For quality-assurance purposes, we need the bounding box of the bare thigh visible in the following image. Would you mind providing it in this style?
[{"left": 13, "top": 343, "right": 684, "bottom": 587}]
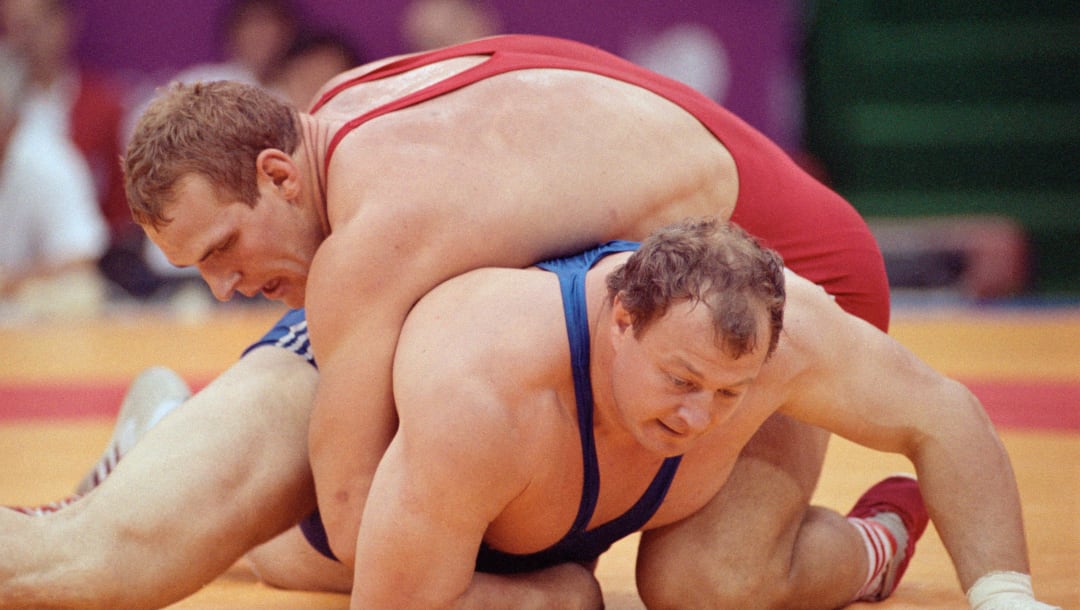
[
  {"left": 636, "top": 413, "right": 830, "bottom": 608},
  {"left": 0, "top": 346, "right": 321, "bottom": 608}
]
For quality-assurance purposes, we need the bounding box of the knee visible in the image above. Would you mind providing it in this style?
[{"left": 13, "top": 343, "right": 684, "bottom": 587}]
[{"left": 637, "top": 535, "right": 795, "bottom": 609}]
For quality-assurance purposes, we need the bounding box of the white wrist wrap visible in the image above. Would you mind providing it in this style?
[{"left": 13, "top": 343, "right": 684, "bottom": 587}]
[{"left": 966, "top": 571, "right": 1061, "bottom": 610}]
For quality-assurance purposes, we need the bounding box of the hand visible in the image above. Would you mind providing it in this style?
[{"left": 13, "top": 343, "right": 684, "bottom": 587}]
[
  {"left": 967, "top": 572, "right": 1061, "bottom": 610},
  {"left": 463, "top": 562, "right": 603, "bottom": 610},
  {"left": 534, "top": 562, "right": 604, "bottom": 610}
]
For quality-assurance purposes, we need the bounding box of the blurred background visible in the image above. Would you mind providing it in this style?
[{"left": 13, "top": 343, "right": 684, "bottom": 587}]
[{"left": 1, "top": 0, "right": 1077, "bottom": 322}]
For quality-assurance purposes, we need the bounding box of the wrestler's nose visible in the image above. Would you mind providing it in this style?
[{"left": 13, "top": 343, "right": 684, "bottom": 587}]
[
  {"left": 204, "top": 270, "right": 241, "bottom": 302},
  {"left": 678, "top": 393, "right": 715, "bottom": 435}
]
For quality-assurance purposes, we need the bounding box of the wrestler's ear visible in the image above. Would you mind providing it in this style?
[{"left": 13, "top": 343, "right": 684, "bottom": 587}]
[
  {"left": 255, "top": 148, "right": 300, "bottom": 198},
  {"left": 611, "top": 293, "right": 634, "bottom": 337}
]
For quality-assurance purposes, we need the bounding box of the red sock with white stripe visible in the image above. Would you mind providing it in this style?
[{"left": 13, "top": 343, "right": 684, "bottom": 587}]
[{"left": 848, "top": 513, "right": 904, "bottom": 601}]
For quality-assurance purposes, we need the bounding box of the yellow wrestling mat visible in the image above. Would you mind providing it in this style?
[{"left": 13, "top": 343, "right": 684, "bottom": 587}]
[{"left": 1, "top": 305, "right": 1077, "bottom": 608}]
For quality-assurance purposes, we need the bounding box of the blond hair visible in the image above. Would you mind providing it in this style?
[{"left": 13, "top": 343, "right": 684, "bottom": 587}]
[{"left": 124, "top": 80, "right": 299, "bottom": 228}]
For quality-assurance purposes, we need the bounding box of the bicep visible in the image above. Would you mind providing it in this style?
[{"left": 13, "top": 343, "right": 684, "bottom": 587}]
[
  {"left": 304, "top": 220, "right": 442, "bottom": 427},
  {"left": 777, "top": 277, "right": 977, "bottom": 455}
]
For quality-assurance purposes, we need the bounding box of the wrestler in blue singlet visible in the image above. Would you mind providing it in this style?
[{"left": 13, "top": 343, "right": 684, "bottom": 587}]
[
  {"left": 261, "top": 243, "right": 683, "bottom": 573},
  {"left": 475, "top": 240, "right": 683, "bottom": 574}
]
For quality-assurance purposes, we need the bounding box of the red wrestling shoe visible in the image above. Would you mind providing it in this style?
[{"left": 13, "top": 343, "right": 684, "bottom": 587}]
[{"left": 847, "top": 474, "right": 929, "bottom": 600}]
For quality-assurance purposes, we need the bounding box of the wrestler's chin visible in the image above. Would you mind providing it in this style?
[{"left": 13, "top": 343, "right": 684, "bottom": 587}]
[
  {"left": 280, "top": 290, "right": 305, "bottom": 309},
  {"left": 640, "top": 423, "right": 694, "bottom": 458},
  {"left": 265, "top": 281, "right": 305, "bottom": 309}
]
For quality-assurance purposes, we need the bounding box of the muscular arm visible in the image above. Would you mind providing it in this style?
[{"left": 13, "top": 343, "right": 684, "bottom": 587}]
[
  {"left": 304, "top": 249, "right": 404, "bottom": 567},
  {"left": 351, "top": 417, "right": 595, "bottom": 609},
  {"left": 775, "top": 273, "right": 1029, "bottom": 591},
  {"left": 334, "top": 270, "right": 600, "bottom": 608},
  {"left": 303, "top": 137, "right": 606, "bottom": 563},
  {"left": 349, "top": 314, "right": 600, "bottom": 610}
]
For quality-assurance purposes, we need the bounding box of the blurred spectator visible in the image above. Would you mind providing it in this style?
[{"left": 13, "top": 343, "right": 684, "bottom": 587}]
[
  {"left": 267, "top": 29, "right": 365, "bottom": 109},
  {"left": 401, "top": 0, "right": 502, "bottom": 52},
  {"left": 0, "top": 45, "right": 108, "bottom": 319},
  {"left": 0, "top": 0, "right": 151, "bottom": 298},
  {"left": 623, "top": 23, "right": 730, "bottom": 104},
  {"left": 172, "top": 0, "right": 301, "bottom": 87}
]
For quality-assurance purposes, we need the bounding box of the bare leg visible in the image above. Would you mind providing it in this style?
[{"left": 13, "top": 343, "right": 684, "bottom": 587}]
[
  {"left": 636, "top": 414, "right": 868, "bottom": 609},
  {"left": 0, "top": 347, "right": 320, "bottom": 609}
]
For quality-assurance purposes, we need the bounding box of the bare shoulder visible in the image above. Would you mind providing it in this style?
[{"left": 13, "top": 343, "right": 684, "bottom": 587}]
[
  {"left": 772, "top": 271, "right": 843, "bottom": 353},
  {"left": 766, "top": 268, "right": 940, "bottom": 429},
  {"left": 398, "top": 266, "right": 566, "bottom": 385},
  {"left": 757, "top": 270, "right": 867, "bottom": 395},
  {"left": 396, "top": 267, "right": 566, "bottom": 404}
]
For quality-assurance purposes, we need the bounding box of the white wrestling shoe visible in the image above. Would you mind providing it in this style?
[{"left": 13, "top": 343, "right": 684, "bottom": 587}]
[{"left": 74, "top": 366, "right": 191, "bottom": 494}]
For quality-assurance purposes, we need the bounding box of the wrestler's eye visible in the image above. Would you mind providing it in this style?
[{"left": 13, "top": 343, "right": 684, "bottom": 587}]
[
  {"left": 213, "top": 235, "right": 236, "bottom": 257},
  {"left": 199, "top": 234, "right": 236, "bottom": 265},
  {"left": 668, "top": 374, "right": 696, "bottom": 391}
]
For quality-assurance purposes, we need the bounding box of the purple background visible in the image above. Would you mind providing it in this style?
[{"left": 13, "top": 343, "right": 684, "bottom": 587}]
[{"left": 70, "top": 0, "right": 803, "bottom": 149}]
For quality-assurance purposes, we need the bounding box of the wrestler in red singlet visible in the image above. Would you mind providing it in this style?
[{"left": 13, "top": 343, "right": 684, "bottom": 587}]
[{"left": 312, "top": 34, "right": 890, "bottom": 331}]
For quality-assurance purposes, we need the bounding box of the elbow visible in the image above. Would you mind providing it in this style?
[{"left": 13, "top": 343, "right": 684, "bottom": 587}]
[
  {"left": 943, "top": 378, "right": 998, "bottom": 435},
  {"left": 317, "top": 502, "right": 358, "bottom": 568},
  {"left": 307, "top": 442, "right": 359, "bottom": 567},
  {"left": 909, "top": 377, "right": 1005, "bottom": 463}
]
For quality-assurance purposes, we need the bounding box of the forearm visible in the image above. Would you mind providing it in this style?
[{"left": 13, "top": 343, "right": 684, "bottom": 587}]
[
  {"left": 913, "top": 408, "right": 1030, "bottom": 591},
  {"left": 348, "top": 564, "right": 603, "bottom": 610},
  {"left": 308, "top": 357, "right": 399, "bottom": 566}
]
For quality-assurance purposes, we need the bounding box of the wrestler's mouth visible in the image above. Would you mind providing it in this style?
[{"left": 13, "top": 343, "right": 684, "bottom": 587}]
[
  {"left": 261, "top": 278, "right": 283, "bottom": 299},
  {"left": 649, "top": 419, "right": 696, "bottom": 456},
  {"left": 658, "top": 418, "right": 689, "bottom": 437}
]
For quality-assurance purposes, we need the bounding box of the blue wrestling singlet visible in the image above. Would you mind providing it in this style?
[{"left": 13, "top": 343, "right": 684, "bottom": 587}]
[
  {"left": 475, "top": 240, "right": 683, "bottom": 574},
  {"left": 258, "top": 243, "right": 684, "bottom": 572},
  {"left": 242, "top": 308, "right": 315, "bottom": 367}
]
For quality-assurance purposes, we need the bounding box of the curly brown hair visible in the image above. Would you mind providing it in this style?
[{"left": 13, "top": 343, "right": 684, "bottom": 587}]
[
  {"left": 606, "top": 217, "right": 786, "bottom": 359},
  {"left": 123, "top": 80, "right": 300, "bottom": 229}
]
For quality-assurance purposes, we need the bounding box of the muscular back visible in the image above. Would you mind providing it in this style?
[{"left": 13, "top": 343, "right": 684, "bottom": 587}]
[{"left": 315, "top": 56, "right": 738, "bottom": 269}]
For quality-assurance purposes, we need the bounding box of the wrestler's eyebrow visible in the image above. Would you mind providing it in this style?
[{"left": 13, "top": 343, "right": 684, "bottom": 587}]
[
  {"left": 197, "top": 233, "right": 233, "bottom": 264},
  {"left": 196, "top": 244, "right": 217, "bottom": 264},
  {"left": 677, "top": 357, "right": 754, "bottom": 387}
]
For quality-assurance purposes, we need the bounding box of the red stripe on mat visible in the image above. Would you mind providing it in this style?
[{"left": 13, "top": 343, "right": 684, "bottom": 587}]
[
  {"left": 0, "top": 383, "right": 127, "bottom": 420},
  {"left": 964, "top": 380, "right": 1080, "bottom": 431},
  {"left": 0, "top": 379, "right": 1076, "bottom": 430},
  {"left": 0, "top": 380, "right": 209, "bottom": 421}
]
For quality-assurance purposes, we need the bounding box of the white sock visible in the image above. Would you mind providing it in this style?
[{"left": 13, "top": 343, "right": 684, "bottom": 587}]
[{"left": 848, "top": 514, "right": 902, "bottom": 600}]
